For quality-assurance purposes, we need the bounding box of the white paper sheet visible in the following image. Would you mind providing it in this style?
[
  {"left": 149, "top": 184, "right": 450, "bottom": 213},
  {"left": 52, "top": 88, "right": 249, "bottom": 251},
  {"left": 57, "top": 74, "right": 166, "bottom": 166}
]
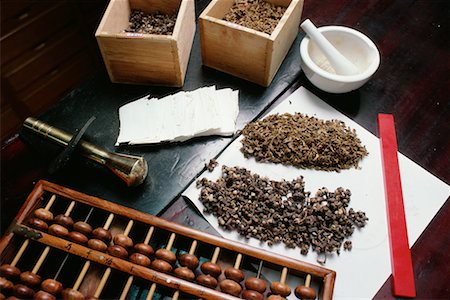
[
  {"left": 116, "top": 86, "right": 240, "bottom": 145},
  {"left": 183, "top": 87, "right": 450, "bottom": 299}
]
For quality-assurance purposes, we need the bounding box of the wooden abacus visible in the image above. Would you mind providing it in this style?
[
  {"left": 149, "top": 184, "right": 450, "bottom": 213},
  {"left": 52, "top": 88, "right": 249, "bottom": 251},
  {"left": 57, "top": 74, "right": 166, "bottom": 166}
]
[{"left": 0, "top": 180, "right": 336, "bottom": 299}]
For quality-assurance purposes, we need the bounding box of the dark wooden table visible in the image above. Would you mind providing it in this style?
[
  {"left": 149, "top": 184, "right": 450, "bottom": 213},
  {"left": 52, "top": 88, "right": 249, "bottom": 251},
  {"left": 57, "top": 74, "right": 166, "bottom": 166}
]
[{"left": 1, "top": 0, "right": 449, "bottom": 298}]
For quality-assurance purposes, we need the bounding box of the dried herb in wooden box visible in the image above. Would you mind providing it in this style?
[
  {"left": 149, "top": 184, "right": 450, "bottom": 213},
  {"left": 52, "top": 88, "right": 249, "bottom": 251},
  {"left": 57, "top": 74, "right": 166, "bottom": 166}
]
[
  {"left": 241, "top": 113, "right": 369, "bottom": 171},
  {"left": 223, "top": 0, "right": 287, "bottom": 35},
  {"left": 125, "top": 10, "right": 177, "bottom": 35},
  {"left": 198, "top": 166, "right": 368, "bottom": 255}
]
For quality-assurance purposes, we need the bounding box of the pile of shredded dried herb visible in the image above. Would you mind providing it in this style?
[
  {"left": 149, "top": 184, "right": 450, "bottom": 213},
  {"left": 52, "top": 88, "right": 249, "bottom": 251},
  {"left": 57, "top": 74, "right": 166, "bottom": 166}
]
[
  {"left": 125, "top": 10, "right": 177, "bottom": 35},
  {"left": 223, "top": 0, "right": 286, "bottom": 35},
  {"left": 198, "top": 166, "right": 368, "bottom": 255},
  {"left": 240, "top": 113, "right": 369, "bottom": 171}
]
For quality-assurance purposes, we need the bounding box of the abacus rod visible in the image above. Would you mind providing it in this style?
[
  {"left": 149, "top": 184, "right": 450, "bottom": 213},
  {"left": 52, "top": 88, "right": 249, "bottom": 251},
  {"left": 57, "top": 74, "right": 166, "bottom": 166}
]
[
  {"left": 53, "top": 207, "right": 95, "bottom": 280},
  {"left": 305, "top": 274, "right": 311, "bottom": 287},
  {"left": 146, "top": 283, "right": 157, "bottom": 300},
  {"left": 143, "top": 226, "right": 154, "bottom": 244},
  {"left": 211, "top": 246, "right": 221, "bottom": 264},
  {"left": 119, "top": 225, "right": 155, "bottom": 300},
  {"left": 9, "top": 195, "right": 56, "bottom": 266},
  {"left": 256, "top": 260, "right": 264, "bottom": 279},
  {"left": 96, "top": 219, "right": 133, "bottom": 298},
  {"left": 234, "top": 253, "right": 243, "bottom": 269},
  {"left": 123, "top": 220, "right": 134, "bottom": 237},
  {"left": 73, "top": 261, "right": 90, "bottom": 290},
  {"left": 64, "top": 201, "right": 76, "bottom": 217},
  {"left": 72, "top": 212, "right": 112, "bottom": 291},
  {"left": 31, "top": 245, "right": 50, "bottom": 274},
  {"left": 119, "top": 275, "right": 134, "bottom": 300},
  {"left": 172, "top": 290, "right": 180, "bottom": 300},
  {"left": 44, "top": 195, "right": 57, "bottom": 210},
  {"left": 189, "top": 240, "right": 197, "bottom": 255},
  {"left": 32, "top": 199, "right": 76, "bottom": 274},
  {"left": 166, "top": 232, "right": 176, "bottom": 250},
  {"left": 94, "top": 267, "right": 111, "bottom": 298},
  {"left": 103, "top": 213, "right": 114, "bottom": 230},
  {"left": 10, "top": 239, "right": 29, "bottom": 267},
  {"left": 280, "top": 267, "right": 288, "bottom": 284}
]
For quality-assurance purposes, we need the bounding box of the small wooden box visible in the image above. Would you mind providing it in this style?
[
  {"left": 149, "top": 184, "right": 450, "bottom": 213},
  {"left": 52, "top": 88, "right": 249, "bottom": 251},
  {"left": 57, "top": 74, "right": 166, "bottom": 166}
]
[
  {"left": 95, "top": 0, "right": 195, "bottom": 87},
  {"left": 199, "top": 0, "right": 303, "bottom": 87}
]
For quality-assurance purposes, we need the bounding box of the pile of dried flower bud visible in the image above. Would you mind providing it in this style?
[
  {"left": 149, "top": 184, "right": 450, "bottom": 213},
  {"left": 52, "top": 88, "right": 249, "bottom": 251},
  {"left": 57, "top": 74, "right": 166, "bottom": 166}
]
[
  {"left": 223, "top": 0, "right": 286, "bottom": 35},
  {"left": 241, "top": 113, "right": 369, "bottom": 172},
  {"left": 198, "top": 166, "right": 368, "bottom": 255},
  {"left": 125, "top": 10, "right": 177, "bottom": 35}
]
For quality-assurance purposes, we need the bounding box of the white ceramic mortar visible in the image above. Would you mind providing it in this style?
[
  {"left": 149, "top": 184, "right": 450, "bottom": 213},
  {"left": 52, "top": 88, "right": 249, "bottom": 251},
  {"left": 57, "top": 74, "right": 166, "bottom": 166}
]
[{"left": 300, "top": 26, "right": 380, "bottom": 93}]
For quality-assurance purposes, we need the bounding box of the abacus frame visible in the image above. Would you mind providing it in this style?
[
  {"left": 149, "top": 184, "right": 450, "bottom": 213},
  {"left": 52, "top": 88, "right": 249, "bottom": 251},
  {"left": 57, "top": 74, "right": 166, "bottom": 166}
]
[{"left": 0, "top": 180, "right": 336, "bottom": 299}]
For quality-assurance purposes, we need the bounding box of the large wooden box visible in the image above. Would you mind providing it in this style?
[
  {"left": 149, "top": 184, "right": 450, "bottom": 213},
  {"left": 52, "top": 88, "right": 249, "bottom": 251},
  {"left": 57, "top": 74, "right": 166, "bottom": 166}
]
[
  {"left": 95, "top": 0, "right": 195, "bottom": 87},
  {"left": 199, "top": 0, "right": 303, "bottom": 87}
]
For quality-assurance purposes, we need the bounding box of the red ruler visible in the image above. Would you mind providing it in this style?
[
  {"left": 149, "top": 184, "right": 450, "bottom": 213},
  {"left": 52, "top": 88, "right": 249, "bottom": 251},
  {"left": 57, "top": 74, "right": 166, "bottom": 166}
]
[{"left": 378, "top": 114, "right": 416, "bottom": 297}]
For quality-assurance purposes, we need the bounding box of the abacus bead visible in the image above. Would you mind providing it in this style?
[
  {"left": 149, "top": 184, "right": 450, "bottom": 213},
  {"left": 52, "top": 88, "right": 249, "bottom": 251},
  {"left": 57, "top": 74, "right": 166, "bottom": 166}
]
[
  {"left": 54, "top": 215, "right": 74, "bottom": 228},
  {"left": 201, "top": 262, "right": 221, "bottom": 278},
  {"left": 107, "top": 245, "right": 128, "bottom": 259},
  {"left": 91, "top": 228, "right": 112, "bottom": 243},
  {"left": 151, "top": 259, "right": 173, "bottom": 273},
  {"left": 48, "top": 224, "right": 69, "bottom": 238},
  {"left": 178, "top": 253, "right": 199, "bottom": 270},
  {"left": 73, "top": 222, "right": 92, "bottom": 235},
  {"left": 129, "top": 253, "right": 151, "bottom": 267},
  {"left": 34, "top": 290, "right": 56, "bottom": 300},
  {"left": 62, "top": 288, "right": 85, "bottom": 300},
  {"left": 68, "top": 231, "right": 88, "bottom": 244},
  {"left": 270, "top": 282, "right": 291, "bottom": 297},
  {"left": 245, "top": 277, "right": 266, "bottom": 293},
  {"left": 113, "top": 234, "right": 133, "bottom": 249},
  {"left": 225, "top": 267, "right": 245, "bottom": 282},
  {"left": 196, "top": 274, "right": 218, "bottom": 289},
  {"left": 267, "top": 295, "right": 286, "bottom": 300},
  {"left": 294, "top": 286, "right": 317, "bottom": 299},
  {"left": 0, "top": 277, "right": 13, "bottom": 291},
  {"left": 0, "top": 264, "right": 21, "bottom": 279},
  {"left": 173, "top": 267, "right": 195, "bottom": 281},
  {"left": 0, "top": 293, "right": 5, "bottom": 300},
  {"left": 242, "top": 290, "right": 264, "bottom": 300},
  {"left": 219, "top": 279, "right": 242, "bottom": 296},
  {"left": 134, "top": 243, "right": 154, "bottom": 256},
  {"left": 28, "top": 218, "right": 49, "bottom": 231},
  {"left": 87, "top": 239, "right": 107, "bottom": 252},
  {"left": 20, "top": 271, "right": 42, "bottom": 287},
  {"left": 41, "top": 279, "right": 63, "bottom": 295},
  {"left": 155, "top": 249, "right": 176, "bottom": 265},
  {"left": 34, "top": 209, "right": 53, "bottom": 222},
  {"left": 13, "top": 284, "right": 35, "bottom": 298}
]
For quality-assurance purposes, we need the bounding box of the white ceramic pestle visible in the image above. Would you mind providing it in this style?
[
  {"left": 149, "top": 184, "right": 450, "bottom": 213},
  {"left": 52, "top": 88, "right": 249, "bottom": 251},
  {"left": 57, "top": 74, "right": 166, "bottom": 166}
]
[{"left": 301, "top": 19, "right": 359, "bottom": 76}]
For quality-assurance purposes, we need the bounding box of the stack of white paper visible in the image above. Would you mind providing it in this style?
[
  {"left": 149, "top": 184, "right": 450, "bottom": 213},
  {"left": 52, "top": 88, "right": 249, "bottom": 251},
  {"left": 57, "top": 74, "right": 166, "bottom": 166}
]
[{"left": 116, "top": 86, "right": 239, "bottom": 145}]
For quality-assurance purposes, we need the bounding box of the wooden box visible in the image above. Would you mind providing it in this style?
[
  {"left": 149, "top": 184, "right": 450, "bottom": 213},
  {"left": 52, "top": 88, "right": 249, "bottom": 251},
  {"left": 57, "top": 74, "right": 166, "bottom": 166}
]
[
  {"left": 199, "top": 0, "right": 303, "bottom": 87},
  {"left": 95, "top": 0, "right": 195, "bottom": 87}
]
